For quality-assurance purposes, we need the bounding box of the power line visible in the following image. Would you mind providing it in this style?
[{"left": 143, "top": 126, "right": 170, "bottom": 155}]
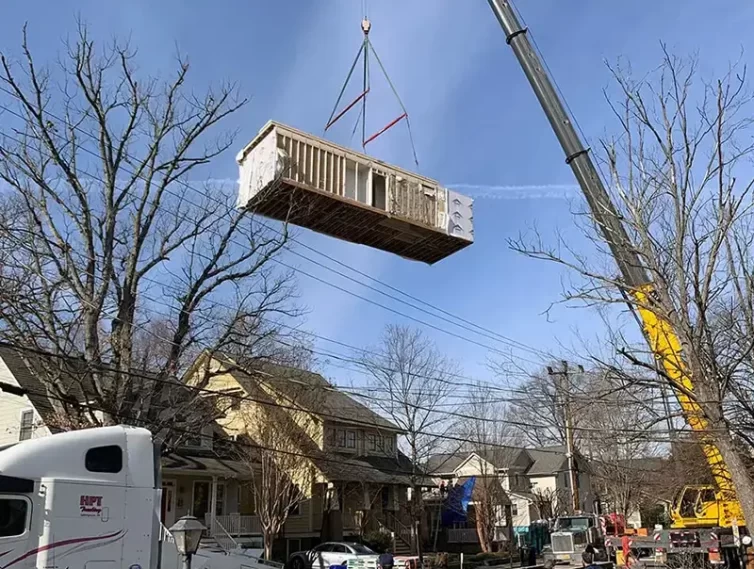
[
  {"left": 0, "top": 84, "right": 550, "bottom": 364},
  {"left": 0, "top": 341, "right": 716, "bottom": 440}
]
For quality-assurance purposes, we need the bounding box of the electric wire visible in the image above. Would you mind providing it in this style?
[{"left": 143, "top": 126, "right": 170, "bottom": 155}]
[{"left": 0, "top": 92, "right": 550, "bottom": 365}]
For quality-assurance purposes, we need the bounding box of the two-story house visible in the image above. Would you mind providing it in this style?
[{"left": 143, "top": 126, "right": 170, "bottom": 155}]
[
  {"left": 0, "top": 342, "right": 256, "bottom": 551},
  {"left": 188, "top": 352, "right": 420, "bottom": 558},
  {"left": 426, "top": 445, "right": 593, "bottom": 544}
]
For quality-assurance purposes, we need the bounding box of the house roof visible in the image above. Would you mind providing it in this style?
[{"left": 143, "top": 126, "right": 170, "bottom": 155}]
[
  {"left": 525, "top": 446, "right": 569, "bottom": 476},
  {"left": 425, "top": 453, "right": 468, "bottom": 475},
  {"left": 315, "top": 451, "right": 427, "bottom": 486},
  {"left": 0, "top": 343, "right": 95, "bottom": 431},
  {"left": 426, "top": 445, "right": 582, "bottom": 479},
  {"left": 222, "top": 357, "right": 401, "bottom": 432},
  {"left": 162, "top": 448, "right": 250, "bottom": 477},
  {"left": 476, "top": 447, "right": 529, "bottom": 469}
]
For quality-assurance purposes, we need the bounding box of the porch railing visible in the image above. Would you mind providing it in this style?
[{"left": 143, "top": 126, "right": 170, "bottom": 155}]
[
  {"left": 447, "top": 528, "right": 479, "bottom": 544},
  {"left": 206, "top": 513, "right": 262, "bottom": 536}
]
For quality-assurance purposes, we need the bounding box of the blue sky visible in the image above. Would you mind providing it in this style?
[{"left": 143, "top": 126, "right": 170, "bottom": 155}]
[{"left": 2, "top": 0, "right": 754, "bottom": 387}]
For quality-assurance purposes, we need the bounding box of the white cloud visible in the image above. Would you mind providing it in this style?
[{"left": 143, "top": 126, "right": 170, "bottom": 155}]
[{"left": 449, "top": 183, "right": 580, "bottom": 200}]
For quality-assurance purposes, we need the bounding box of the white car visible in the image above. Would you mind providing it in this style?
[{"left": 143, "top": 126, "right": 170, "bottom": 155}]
[{"left": 287, "top": 542, "right": 378, "bottom": 569}]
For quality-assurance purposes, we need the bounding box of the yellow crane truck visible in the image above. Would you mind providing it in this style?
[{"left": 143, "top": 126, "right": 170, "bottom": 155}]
[{"left": 484, "top": 0, "right": 748, "bottom": 566}]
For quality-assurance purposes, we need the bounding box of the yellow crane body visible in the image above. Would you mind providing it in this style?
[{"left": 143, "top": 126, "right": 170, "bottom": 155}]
[{"left": 487, "top": 0, "right": 745, "bottom": 529}]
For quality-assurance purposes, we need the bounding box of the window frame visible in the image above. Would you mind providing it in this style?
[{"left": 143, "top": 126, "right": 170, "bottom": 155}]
[
  {"left": 384, "top": 436, "right": 394, "bottom": 452},
  {"left": 0, "top": 495, "right": 31, "bottom": 540},
  {"left": 367, "top": 433, "right": 377, "bottom": 452},
  {"left": 336, "top": 429, "right": 346, "bottom": 448},
  {"left": 346, "top": 430, "right": 356, "bottom": 449},
  {"left": 18, "top": 410, "right": 34, "bottom": 442}
]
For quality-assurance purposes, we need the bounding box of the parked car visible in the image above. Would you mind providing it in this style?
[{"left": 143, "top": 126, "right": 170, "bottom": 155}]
[{"left": 288, "top": 542, "right": 378, "bottom": 569}]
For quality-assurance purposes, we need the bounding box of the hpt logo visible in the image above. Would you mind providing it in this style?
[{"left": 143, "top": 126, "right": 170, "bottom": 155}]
[{"left": 80, "top": 495, "right": 104, "bottom": 516}]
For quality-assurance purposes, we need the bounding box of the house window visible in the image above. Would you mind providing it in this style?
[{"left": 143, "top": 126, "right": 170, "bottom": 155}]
[
  {"left": 346, "top": 430, "right": 356, "bottom": 449},
  {"left": 384, "top": 436, "right": 394, "bottom": 452},
  {"left": 216, "top": 483, "right": 225, "bottom": 516},
  {"left": 184, "top": 434, "right": 201, "bottom": 447},
  {"left": 511, "top": 503, "right": 519, "bottom": 517},
  {"left": 326, "top": 428, "right": 336, "bottom": 447},
  {"left": 368, "top": 433, "right": 377, "bottom": 451},
  {"left": 337, "top": 429, "right": 346, "bottom": 448},
  {"left": 18, "top": 410, "right": 33, "bottom": 441},
  {"left": 288, "top": 500, "right": 301, "bottom": 517}
]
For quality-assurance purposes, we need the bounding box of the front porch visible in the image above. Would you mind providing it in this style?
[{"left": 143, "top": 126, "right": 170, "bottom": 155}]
[{"left": 161, "top": 450, "right": 258, "bottom": 549}]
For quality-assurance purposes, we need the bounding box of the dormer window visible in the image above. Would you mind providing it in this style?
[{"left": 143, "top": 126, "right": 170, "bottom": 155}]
[
  {"left": 384, "top": 436, "right": 394, "bottom": 452},
  {"left": 182, "top": 424, "right": 213, "bottom": 450}
]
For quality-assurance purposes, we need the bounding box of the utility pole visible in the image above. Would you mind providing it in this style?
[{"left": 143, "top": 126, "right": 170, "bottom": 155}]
[{"left": 548, "top": 361, "right": 580, "bottom": 513}]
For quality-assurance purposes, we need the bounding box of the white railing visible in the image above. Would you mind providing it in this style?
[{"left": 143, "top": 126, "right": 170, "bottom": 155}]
[
  {"left": 447, "top": 528, "right": 479, "bottom": 543},
  {"left": 212, "top": 518, "right": 240, "bottom": 552},
  {"left": 206, "top": 513, "right": 262, "bottom": 536}
]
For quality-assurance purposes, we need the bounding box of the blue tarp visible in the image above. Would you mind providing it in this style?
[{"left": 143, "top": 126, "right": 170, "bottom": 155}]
[{"left": 441, "top": 476, "right": 475, "bottom": 526}]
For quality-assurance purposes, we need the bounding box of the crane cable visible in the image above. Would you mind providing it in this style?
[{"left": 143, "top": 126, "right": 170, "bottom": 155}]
[{"left": 324, "top": 8, "right": 420, "bottom": 168}]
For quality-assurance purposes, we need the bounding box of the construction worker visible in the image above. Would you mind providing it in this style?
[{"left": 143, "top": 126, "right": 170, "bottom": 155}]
[
  {"left": 581, "top": 545, "right": 597, "bottom": 568},
  {"left": 621, "top": 534, "right": 633, "bottom": 567},
  {"left": 378, "top": 553, "right": 395, "bottom": 569}
]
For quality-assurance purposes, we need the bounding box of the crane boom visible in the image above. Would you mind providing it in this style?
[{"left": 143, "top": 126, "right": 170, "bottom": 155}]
[{"left": 485, "top": 0, "right": 740, "bottom": 525}]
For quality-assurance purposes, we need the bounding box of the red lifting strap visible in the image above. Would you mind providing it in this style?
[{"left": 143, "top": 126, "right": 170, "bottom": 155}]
[
  {"left": 325, "top": 89, "right": 370, "bottom": 131},
  {"left": 363, "top": 112, "right": 407, "bottom": 146}
]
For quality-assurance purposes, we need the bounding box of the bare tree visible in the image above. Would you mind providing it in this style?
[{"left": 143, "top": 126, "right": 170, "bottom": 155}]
[
  {"left": 238, "top": 424, "right": 312, "bottom": 560},
  {"left": 531, "top": 487, "right": 563, "bottom": 520},
  {"left": 510, "top": 48, "right": 754, "bottom": 524},
  {"left": 360, "top": 324, "right": 458, "bottom": 559},
  {"left": 469, "top": 477, "right": 507, "bottom": 553},
  {"left": 0, "top": 23, "right": 303, "bottom": 447},
  {"left": 459, "top": 384, "right": 518, "bottom": 551},
  {"left": 231, "top": 364, "right": 322, "bottom": 560},
  {"left": 502, "top": 366, "right": 566, "bottom": 448}
]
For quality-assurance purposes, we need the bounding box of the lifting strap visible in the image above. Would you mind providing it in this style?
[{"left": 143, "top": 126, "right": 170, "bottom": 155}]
[{"left": 323, "top": 14, "right": 420, "bottom": 168}]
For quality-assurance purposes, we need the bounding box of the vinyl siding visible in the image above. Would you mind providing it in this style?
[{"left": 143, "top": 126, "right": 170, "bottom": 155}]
[{"left": 0, "top": 358, "right": 50, "bottom": 445}]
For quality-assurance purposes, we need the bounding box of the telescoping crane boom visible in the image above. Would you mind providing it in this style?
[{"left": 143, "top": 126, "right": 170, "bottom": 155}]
[{"left": 485, "top": 0, "right": 742, "bottom": 529}]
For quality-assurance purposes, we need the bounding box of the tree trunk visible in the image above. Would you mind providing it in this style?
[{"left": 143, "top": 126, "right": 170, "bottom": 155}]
[
  {"left": 263, "top": 530, "right": 274, "bottom": 561},
  {"left": 715, "top": 434, "right": 754, "bottom": 526}
]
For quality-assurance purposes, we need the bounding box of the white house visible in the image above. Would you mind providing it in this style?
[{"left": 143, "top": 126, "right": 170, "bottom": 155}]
[{"left": 427, "top": 445, "right": 594, "bottom": 537}]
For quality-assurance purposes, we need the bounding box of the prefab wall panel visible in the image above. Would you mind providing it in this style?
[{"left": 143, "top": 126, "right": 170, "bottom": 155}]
[
  {"left": 236, "top": 121, "right": 473, "bottom": 264},
  {"left": 247, "top": 124, "right": 450, "bottom": 232}
]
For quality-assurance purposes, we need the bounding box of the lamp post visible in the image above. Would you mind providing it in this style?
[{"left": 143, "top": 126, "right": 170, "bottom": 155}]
[{"left": 169, "top": 515, "right": 206, "bottom": 569}]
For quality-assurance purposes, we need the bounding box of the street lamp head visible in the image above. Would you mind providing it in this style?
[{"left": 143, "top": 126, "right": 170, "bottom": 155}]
[{"left": 169, "top": 515, "right": 206, "bottom": 556}]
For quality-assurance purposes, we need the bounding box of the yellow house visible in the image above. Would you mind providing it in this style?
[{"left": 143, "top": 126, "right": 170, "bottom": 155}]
[{"left": 187, "top": 352, "right": 419, "bottom": 558}]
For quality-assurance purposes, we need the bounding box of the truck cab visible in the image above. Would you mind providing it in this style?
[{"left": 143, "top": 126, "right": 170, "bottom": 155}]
[
  {"left": 0, "top": 426, "right": 160, "bottom": 569},
  {"left": 545, "top": 515, "right": 604, "bottom": 566}
]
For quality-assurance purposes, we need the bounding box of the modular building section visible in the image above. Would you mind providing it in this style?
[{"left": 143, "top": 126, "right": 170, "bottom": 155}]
[{"left": 236, "top": 121, "right": 473, "bottom": 264}]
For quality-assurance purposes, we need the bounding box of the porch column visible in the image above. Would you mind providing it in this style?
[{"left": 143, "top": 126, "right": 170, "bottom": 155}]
[{"left": 210, "top": 475, "right": 218, "bottom": 534}]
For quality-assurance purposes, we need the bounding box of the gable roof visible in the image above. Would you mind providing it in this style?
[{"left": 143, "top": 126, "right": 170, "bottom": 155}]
[
  {"left": 425, "top": 453, "right": 468, "bottom": 475},
  {"left": 0, "top": 343, "right": 95, "bottom": 431},
  {"left": 218, "top": 356, "right": 401, "bottom": 432},
  {"left": 315, "top": 450, "right": 427, "bottom": 486},
  {"left": 427, "top": 445, "right": 582, "bottom": 479},
  {"left": 476, "top": 446, "right": 530, "bottom": 469},
  {"left": 526, "top": 446, "right": 576, "bottom": 476}
]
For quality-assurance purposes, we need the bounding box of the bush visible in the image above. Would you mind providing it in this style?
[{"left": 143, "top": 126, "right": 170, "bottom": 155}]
[{"left": 363, "top": 530, "right": 393, "bottom": 554}]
